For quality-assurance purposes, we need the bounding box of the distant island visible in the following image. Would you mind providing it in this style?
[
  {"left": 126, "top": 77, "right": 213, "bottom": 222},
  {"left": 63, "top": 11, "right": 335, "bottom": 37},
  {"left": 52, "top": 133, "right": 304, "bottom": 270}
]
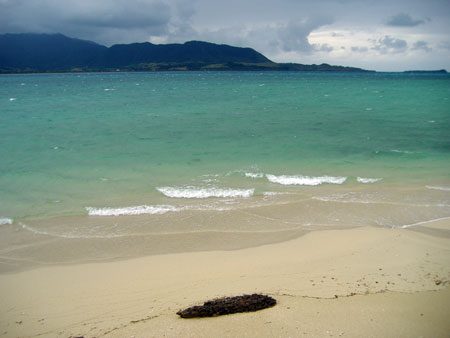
[
  {"left": 0, "top": 33, "right": 374, "bottom": 73},
  {"left": 403, "top": 70, "right": 448, "bottom": 74}
]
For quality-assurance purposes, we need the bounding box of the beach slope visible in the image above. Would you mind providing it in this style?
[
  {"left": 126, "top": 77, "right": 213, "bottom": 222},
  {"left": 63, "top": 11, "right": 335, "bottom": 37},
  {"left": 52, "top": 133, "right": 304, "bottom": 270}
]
[{"left": 0, "top": 221, "right": 449, "bottom": 337}]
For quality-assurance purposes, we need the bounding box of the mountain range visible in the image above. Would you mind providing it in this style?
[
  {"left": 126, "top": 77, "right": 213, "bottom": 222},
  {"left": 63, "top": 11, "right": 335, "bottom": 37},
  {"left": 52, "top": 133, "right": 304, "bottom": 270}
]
[{"left": 0, "top": 33, "right": 372, "bottom": 73}]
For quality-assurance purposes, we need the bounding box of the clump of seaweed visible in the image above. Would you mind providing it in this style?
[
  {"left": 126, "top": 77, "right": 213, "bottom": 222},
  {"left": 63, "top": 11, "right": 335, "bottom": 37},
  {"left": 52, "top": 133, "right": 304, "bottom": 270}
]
[{"left": 177, "top": 294, "right": 276, "bottom": 318}]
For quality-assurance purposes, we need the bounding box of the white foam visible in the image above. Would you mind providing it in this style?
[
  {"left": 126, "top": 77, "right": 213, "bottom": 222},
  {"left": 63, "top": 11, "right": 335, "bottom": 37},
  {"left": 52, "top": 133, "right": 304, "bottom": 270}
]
[
  {"left": 86, "top": 205, "right": 179, "bottom": 216},
  {"left": 426, "top": 185, "right": 450, "bottom": 192},
  {"left": 357, "top": 177, "right": 382, "bottom": 183},
  {"left": 20, "top": 222, "right": 50, "bottom": 236},
  {"left": 0, "top": 218, "right": 13, "bottom": 225},
  {"left": 400, "top": 216, "right": 450, "bottom": 229},
  {"left": 245, "top": 172, "right": 264, "bottom": 179},
  {"left": 9, "top": 98, "right": 16, "bottom": 101},
  {"left": 104, "top": 88, "right": 116, "bottom": 91},
  {"left": 157, "top": 186, "right": 254, "bottom": 198},
  {"left": 266, "top": 174, "right": 346, "bottom": 186},
  {"left": 391, "top": 149, "right": 414, "bottom": 154}
]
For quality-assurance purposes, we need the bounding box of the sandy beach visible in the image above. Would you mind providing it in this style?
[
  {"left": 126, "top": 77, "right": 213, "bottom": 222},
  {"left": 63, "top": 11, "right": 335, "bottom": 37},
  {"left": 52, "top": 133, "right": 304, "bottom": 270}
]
[{"left": 0, "top": 219, "right": 449, "bottom": 338}]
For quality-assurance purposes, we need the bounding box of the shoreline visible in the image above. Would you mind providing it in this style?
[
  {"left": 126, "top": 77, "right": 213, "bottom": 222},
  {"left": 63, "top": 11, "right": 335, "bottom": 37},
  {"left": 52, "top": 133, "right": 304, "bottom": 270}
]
[
  {"left": 1, "top": 183, "right": 449, "bottom": 274},
  {"left": 0, "top": 220, "right": 449, "bottom": 337}
]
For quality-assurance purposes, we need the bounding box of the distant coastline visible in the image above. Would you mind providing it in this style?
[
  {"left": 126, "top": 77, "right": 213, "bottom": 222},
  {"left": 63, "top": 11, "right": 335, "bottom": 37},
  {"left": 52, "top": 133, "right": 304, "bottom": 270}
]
[
  {"left": 0, "top": 62, "right": 377, "bottom": 74},
  {"left": 403, "top": 69, "right": 448, "bottom": 74},
  {"left": 1, "top": 33, "right": 448, "bottom": 74},
  {"left": 0, "top": 33, "right": 373, "bottom": 74}
]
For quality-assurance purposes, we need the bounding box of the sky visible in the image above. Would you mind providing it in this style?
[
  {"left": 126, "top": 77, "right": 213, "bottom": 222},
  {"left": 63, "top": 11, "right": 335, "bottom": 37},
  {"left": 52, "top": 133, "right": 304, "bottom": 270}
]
[{"left": 1, "top": 0, "right": 449, "bottom": 71}]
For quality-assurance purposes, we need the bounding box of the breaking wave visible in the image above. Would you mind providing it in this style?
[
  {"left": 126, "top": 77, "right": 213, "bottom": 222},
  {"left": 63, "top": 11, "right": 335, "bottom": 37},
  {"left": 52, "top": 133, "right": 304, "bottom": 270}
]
[
  {"left": 157, "top": 186, "right": 254, "bottom": 199},
  {"left": 245, "top": 172, "right": 264, "bottom": 179},
  {"left": 0, "top": 218, "right": 13, "bottom": 225},
  {"left": 357, "top": 177, "right": 382, "bottom": 183},
  {"left": 266, "top": 174, "right": 347, "bottom": 186}
]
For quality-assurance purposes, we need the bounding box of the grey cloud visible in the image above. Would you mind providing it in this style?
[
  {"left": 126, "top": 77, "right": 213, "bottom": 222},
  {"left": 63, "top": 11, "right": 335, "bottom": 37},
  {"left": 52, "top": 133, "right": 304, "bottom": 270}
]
[
  {"left": 386, "top": 13, "right": 425, "bottom": 27},
  {"left": 317, "top": 43, "right": 333, "bottom": 52},
  {"left": 412, "top": 40, "right": 431, "bottom": 52},
  {"left": 174, "top": 0, "right": 197, "bottom": 20},
  {"left": 277, "top": 17, "right": 334, "bottom": 53},
  {"left": 67, "top": 2, "right": 171, "bottom": 29},
  {"left": 159, "top": 15, "right": 334, "bottom": 57},
  {"left": 438, "top": 41, "right": 450, "bottom": 51},
  {"left": 372, "top": 36, "right": 408, "bottom": 54},
  {"left": 351, "top": 46, "right": 369, "bottom": 53}
]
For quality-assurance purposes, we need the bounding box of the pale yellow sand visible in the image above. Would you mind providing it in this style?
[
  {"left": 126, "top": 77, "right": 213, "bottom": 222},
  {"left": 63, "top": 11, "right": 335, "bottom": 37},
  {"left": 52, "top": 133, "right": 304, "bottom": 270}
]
[{"left": 0, "top": 222, "right": 449, "bottom": 337}]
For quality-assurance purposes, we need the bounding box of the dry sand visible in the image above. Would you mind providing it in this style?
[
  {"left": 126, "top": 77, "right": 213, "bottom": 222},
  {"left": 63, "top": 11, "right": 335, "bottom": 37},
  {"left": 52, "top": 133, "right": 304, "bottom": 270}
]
[{"left": 0, "top": 221, "right": 449, "bottom": 338}]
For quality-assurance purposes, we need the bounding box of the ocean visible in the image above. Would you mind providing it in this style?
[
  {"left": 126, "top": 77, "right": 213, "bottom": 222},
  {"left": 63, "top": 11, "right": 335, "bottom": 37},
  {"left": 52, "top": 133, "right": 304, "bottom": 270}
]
[{"left": 1, "top": 71, "right": 449, "bottom": 270}]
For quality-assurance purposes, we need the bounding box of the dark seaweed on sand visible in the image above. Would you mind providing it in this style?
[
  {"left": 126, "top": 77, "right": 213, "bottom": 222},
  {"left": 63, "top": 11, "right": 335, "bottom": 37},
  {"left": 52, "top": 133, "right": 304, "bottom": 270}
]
[{"left": 177, "top": 294, "right": 276, "bottom": 318}]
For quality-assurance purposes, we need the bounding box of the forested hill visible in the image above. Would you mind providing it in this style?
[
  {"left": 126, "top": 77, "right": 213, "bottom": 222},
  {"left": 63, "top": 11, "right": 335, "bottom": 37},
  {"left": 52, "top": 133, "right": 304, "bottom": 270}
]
[{"left": 0, "top": 33, "right": 370, "bottom": 73}]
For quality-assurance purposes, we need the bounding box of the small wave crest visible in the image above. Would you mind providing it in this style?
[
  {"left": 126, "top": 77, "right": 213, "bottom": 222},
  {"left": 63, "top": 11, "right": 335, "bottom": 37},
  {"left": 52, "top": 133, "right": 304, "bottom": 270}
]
[
  {"left": 266, "top": 174, "right": 346, "bottom": 186},
  {"left": 245, "top": 172, "right": 264, "bottom": 179},
  {"left": 426, "top": 185, "right": 450, "bottom": 192},
  {"left": 0, "top": 218, "right": 13, "bottom": 225},
  {"left": 263, "top": 192, "right": 285, "bottom": 196},
  {"left": 157, "top": 186, "right": 254, "bottom": 198},
  {"left": 357, "top": 177, "right": 382, "bottom": 184},
  {"left": 391, "top": 149, "right": 415, "bottom": 154},
  {"left": 86, "top": 205, "right": 179, "bottom": 216}
]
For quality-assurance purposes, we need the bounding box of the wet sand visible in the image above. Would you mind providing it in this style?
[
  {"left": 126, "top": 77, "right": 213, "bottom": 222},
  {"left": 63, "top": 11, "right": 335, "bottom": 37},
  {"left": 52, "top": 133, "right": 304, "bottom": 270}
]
[{"left": 0, "top": 220, "right": 449, "bottom": 337}]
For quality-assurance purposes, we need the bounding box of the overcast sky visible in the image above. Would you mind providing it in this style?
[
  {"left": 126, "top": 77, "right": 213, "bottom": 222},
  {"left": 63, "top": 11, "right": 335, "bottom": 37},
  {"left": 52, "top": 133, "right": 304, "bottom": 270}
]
[{"left": 1, "top": 0, "right": 449, "bottom": 71}]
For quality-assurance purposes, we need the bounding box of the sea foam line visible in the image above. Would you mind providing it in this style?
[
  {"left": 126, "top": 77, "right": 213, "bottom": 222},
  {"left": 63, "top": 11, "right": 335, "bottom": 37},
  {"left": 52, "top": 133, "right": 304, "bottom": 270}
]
[
  {"left": 400, "top": 216, "right": 450, "bottom": 229},
  {"left": 426, "top": 185, "right": 450, "bottom": 192},
  {"left": 357, "top": 177, "right": 382, "bottom": 184},
  {"left": 312, "top": 193, "right": 374, "bottom": 204},
  {"left": 86, "top": 205, "right": 179, "bottom": 216},
  {"left": 157, "top": 186, "right": 254, "bottom": 199},
  {"left": 0, "top": 218, "right": 13, "bottom": 225},
  {"left": 266, "top": 174, "right": 346, "bottom": 186},
  {"left": 19, "top": 222, "right": 124, "bottom": 239}
]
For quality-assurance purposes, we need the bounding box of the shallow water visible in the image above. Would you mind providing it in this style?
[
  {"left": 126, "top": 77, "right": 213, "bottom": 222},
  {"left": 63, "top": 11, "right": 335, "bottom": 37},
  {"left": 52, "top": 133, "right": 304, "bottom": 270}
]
[{"left": 0, "top": 72, "right": 449, "bottom": 270}]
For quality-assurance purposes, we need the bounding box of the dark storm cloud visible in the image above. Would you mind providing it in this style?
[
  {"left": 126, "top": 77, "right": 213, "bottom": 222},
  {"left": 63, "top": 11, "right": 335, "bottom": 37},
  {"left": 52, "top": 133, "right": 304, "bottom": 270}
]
[
  {"left": 386, "top": 13, "right": 426, "bottom": 27},
  {"left": 67, "top": 2, "right": 171, "bottom": 29},
  {"left": 0, "top": 0, "right": 172, "bottom": 45}
]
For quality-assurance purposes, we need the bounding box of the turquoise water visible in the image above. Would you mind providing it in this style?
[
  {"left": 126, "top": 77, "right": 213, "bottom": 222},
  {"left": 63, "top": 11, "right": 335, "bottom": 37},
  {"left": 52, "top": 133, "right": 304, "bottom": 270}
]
[{"left": 1, "top": 72, "right": 449, "bottom": 223}]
